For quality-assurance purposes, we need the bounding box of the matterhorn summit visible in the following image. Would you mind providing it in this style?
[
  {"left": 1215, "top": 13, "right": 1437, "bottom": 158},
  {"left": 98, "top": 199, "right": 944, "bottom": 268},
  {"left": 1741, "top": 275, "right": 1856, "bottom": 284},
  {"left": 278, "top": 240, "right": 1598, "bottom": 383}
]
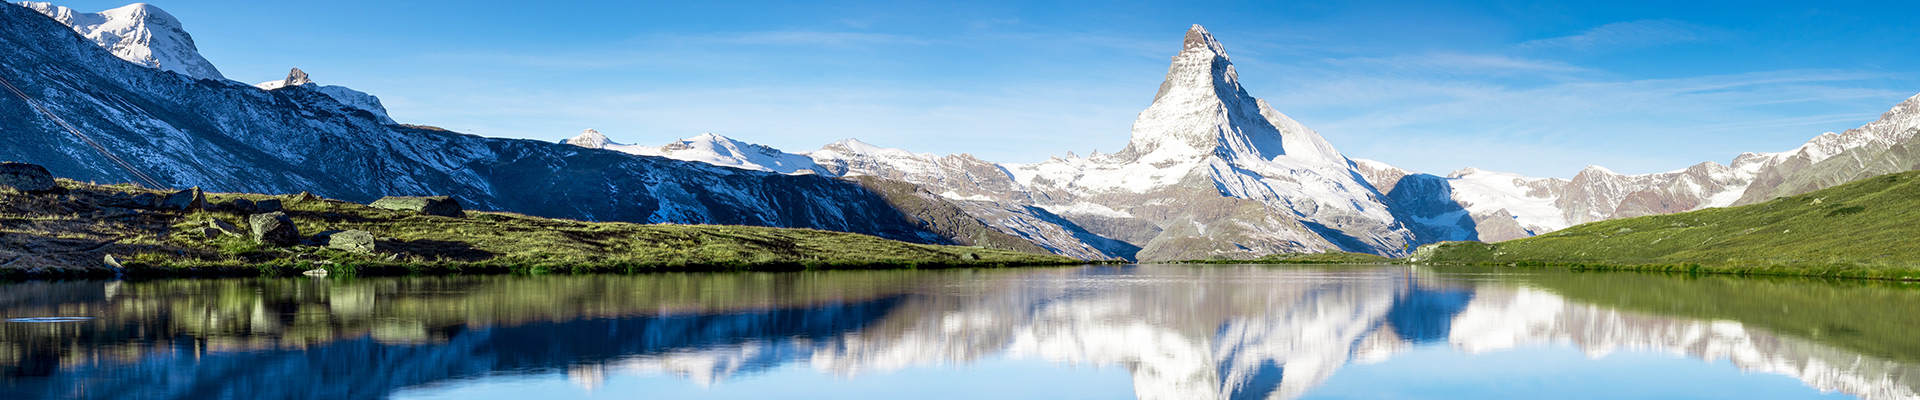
[
  {"left": 1118, "top": 25, "right": 1343, "bottom": 167},
  {"left": 16, "top": 2, "right": 226, "bottom": 81}
]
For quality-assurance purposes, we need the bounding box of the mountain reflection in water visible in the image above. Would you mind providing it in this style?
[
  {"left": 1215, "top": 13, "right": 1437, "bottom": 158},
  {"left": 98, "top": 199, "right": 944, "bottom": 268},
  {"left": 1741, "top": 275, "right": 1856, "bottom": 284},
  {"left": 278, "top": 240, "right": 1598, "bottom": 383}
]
[{"left": 1, "top": 266, "right": 1916, "bottom": 400}]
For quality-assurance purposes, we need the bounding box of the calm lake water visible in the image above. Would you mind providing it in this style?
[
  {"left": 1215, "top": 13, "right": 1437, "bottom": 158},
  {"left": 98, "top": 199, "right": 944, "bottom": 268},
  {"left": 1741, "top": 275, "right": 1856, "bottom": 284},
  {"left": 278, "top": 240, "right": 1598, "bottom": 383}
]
[{"left": 2, "top": 264, "right": 1917, "bottom": 399}]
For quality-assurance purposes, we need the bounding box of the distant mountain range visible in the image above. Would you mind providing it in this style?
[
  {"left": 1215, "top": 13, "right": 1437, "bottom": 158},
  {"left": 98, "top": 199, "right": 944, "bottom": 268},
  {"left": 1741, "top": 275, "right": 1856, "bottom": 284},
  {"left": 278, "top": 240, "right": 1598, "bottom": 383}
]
[
  {"left": 559, "top": 25, "right": 1920, "bottom": 260},
  {"left": 6, "top": 2, "right": 1918, "bottom": 261}
]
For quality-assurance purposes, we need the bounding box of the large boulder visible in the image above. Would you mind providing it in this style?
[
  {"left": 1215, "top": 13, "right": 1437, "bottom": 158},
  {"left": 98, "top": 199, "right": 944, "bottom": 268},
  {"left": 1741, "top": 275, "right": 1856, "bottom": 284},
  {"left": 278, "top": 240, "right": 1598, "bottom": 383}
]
[
  {"left": 161, "top": 187, "right": 206, "bottom": 211},
  {"left": 0, "top": 162, "right": 58, "bottom": 193},
  {"left": 253, "top": 199, "right": 283, "bottom": 212},
  {"left": 215, "top": 198, "right": 256, "bottom": 213},
  {"left": 370, "top": 196, "right": 465, "bottom": 217},
  {"left": 248, "top": 212, "right": 300, "bottom": 246},
  {"left": 326, "top": 230, "right": 379, "bottom": 253}
]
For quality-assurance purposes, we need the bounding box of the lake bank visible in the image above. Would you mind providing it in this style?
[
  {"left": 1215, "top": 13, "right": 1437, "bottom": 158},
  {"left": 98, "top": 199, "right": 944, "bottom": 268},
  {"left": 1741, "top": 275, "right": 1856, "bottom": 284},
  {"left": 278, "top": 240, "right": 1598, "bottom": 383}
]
[{"left": 0, "top": 178, "right": 1083, "bottom": 279}]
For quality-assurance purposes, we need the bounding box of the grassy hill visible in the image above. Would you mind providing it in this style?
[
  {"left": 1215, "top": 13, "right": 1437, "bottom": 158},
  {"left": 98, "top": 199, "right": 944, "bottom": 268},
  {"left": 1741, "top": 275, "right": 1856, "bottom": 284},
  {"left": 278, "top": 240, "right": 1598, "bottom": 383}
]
[
  {"left": 1413, "top": 170, "right": 1920, "bottom": 280},
  {"left": 0, "top": 180, "right": 1081, "bottom": 278}
]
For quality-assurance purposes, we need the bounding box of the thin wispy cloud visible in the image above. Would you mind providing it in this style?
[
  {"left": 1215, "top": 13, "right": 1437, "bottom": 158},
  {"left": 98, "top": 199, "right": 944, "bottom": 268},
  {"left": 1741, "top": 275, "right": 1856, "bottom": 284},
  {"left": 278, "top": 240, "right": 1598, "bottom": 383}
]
[
  {"left": 705, "top": 31, "right": 933, "bottom": 47},
  {"left": 1519, "top": 19, "right": 1712, "bottom": 51},
  {"left": 1277, "top": 68, "right": 1905, "bottom": 175},
  {"left": 1321, "top": 53, "right": 1587, "bottom": 76}
]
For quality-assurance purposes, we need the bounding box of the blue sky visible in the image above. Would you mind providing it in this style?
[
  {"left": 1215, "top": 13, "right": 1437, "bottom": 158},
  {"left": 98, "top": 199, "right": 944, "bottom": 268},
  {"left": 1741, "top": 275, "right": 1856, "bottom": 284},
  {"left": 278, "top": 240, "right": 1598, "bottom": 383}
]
[{"left": 51, "top": 0, "right": 1920, "bottom": 176}]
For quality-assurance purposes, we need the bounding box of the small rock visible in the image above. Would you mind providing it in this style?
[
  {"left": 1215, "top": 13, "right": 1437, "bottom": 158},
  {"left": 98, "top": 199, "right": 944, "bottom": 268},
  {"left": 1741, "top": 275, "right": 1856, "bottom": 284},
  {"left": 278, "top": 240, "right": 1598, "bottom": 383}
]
[
  {"left": 327, "top": 230, "right": 379, "bottom": 253},
  {"left": 248, "top": 212, "right": 300, "bottom": 246},
  {"left": 291, "top": 191, "right": 319, "bottom": 204},
  {"left": 253, "top": 199, "right": 283, "bottom": 212},
  {"left": 961, "top": 253, "right": 981, "bottom": 261},
  {"left": 302, "top": 268, "right": 329, "bottom": 277},
  {"left": 208, "top": 219, "right": 244, "bottom": 237},
  {"left": 102, "top": 254, "right": 125, "bottom": 270},
  {"left": 370, "top": 196, "right": 465, "bottom": 217},
  {"left": 0, "top": 162, "right": 58, "bottom": 193},
  {"left": 161, "top": 187, "right": 206, "bottom": 211}
]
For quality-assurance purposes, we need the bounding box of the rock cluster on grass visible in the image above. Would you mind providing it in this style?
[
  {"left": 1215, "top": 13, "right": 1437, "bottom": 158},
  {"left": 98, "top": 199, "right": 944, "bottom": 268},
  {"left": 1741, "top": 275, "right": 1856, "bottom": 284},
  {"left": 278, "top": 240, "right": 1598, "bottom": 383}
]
[
  {"left": 248, "top": 212, "right": 300, "bottom": 246},
  {"left": 0, "top": 162, "right": 58, "bottom": 193},
  {"left": 370, "top": 196, "right": 465, "bottom": 217}
]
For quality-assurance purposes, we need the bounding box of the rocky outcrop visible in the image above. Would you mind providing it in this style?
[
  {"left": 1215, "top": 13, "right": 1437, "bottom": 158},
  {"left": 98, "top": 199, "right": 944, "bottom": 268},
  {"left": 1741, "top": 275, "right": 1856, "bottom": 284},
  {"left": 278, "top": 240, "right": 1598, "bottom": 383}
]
[
  {"left": 326, "top": 230, "right": 378, "bottom": 253},
  {"left": 0, "top": 162, "right": 57, "bottom": 193},
  {"left": 370, "top": 196, "right": 465, "bottom": 218},
  {"left": 247, "top": 212, "right": 298, "bottom": 246},
  {"left": 845, "top": 176, "right": 1052, "bottom": 255}
]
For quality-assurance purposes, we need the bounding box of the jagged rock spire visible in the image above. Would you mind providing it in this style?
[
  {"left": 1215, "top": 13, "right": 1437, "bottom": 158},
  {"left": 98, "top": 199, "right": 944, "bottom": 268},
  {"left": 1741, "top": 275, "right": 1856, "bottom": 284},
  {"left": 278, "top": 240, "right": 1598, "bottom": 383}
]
[{"left": 281, "top": 67, "right": 311, "bottom": 87}]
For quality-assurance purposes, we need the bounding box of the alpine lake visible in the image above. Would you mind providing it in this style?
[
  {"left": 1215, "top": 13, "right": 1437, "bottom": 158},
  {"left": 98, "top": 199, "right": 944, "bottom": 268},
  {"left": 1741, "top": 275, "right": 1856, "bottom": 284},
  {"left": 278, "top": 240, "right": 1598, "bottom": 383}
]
[{"left": 2, "top": 264, "right": 1916, "bottom": 399}]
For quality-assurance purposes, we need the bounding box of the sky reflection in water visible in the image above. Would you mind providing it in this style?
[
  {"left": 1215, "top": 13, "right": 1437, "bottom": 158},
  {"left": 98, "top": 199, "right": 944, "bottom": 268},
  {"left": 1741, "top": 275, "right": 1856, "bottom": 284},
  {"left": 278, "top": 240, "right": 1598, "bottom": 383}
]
[{"left": 1, "top": 265, "right": 1915, "bottom": 400}]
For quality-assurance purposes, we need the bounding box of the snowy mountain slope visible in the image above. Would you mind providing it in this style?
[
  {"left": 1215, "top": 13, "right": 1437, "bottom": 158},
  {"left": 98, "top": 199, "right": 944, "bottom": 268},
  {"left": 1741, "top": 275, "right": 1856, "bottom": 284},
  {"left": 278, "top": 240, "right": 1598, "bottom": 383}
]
[
  {"left": 848, "top": 25, "right": 1421, "bottom": 259},
  {"left": 255, "top": 67, "right": 397, "bottom": 125},
  {"left": 565, "top": 129, "right": 824, "bottom": 175},
  {"left": 1355, "top": 93, "right": 1920, "bottom": 241},
  {"left": 1732, "top": 94, "right": 1920, "bottom": 205},
  {"left": 0, "top": 3, "right": 963, "bottom": 246},
  {"left": 16, "top": 1, "right": 223, "bottom": 81}
]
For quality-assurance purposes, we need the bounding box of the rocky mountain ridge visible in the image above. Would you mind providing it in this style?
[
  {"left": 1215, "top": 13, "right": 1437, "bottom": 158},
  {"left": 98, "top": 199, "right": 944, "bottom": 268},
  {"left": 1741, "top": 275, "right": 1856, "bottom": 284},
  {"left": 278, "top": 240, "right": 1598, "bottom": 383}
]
[{"left": 0, "top": 3, "right": 1006, "bottom": 250}]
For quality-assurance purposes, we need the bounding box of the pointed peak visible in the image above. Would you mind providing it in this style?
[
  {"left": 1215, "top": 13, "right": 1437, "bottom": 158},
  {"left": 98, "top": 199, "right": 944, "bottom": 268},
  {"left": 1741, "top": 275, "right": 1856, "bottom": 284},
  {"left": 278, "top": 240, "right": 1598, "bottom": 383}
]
[
  {"left": 1181, "top": 24, "right": 1228, "bottom": 58},
  {"left": 564, "top": 129, "right": 614, "bottom": 149},
  {"left": 283, "top": 67, "right": 311, "bottom": 86},
  {"left": 1578, "top": 165, "right": 1617, "bottom": 175},
  {"left": 256, "top": 67, "right": 313, "bottom": 90}
]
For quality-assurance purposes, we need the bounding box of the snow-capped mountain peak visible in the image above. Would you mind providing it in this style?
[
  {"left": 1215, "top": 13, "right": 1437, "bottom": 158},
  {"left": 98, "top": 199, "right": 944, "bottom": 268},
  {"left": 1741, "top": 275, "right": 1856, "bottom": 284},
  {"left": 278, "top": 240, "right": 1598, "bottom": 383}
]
[
  {"left": 15, "top": 1, "right": 225, "bottom": 81},
  {"left": 254, "top": 67, "right": 396, "bottom": 125},
  {"left": 1120, "top": 24, "right": 1344, "bottom": 168},
  {"left": 564, "top": 129, "right": 614, "bottom": 149},
  {"left": 564, "top": 130, "right": 821, "bottom": 175}
]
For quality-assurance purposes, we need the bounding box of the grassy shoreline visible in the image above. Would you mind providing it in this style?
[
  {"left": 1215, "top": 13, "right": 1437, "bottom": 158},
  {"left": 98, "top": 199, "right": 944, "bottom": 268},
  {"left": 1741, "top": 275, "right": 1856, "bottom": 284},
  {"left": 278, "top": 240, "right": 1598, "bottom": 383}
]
[
  {"left": 1409, "top": 171, "right": 1920, "bottom": 282},
  {"left": 1414, "top": 258, "right": 1920, "bottom": 282},
  {"left": 0, "top": 179, "right": 1086, "bottom": 279}
]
